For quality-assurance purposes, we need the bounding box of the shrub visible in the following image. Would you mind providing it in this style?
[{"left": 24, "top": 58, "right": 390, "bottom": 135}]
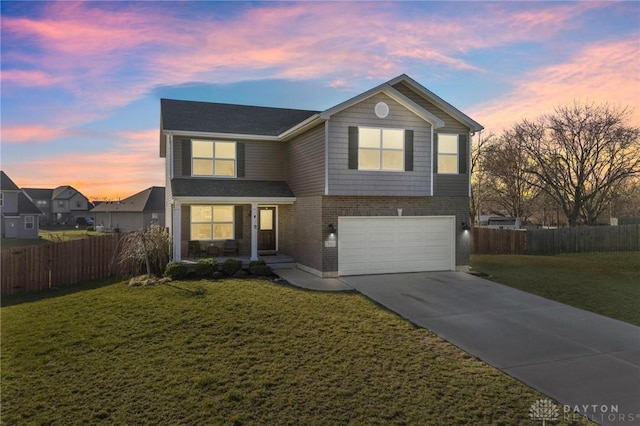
[
  {"left": 249, "top": 260, "right": 272, "bottom": 277},
  {"left": 195, "top": 258, "right": 218, "bottom": 278},
  {"left": 115, "top": 224, "right": 172, "bottom": 278},
  {"left": 87, "top": 226, "right": 95, "bottom": 232},
  {"left": 164, "top": 262, "right": 188, "bottom": 280},
  {"left": 220, "top": 259, "right": 242, "bottom": 277}
]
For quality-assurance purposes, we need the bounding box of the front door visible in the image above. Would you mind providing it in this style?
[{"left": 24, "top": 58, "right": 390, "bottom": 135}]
[{"left": 258, "top": 207, "right": 276, "bottom": 252}]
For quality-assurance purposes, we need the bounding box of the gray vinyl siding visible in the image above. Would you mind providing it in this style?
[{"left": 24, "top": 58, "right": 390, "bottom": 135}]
[
  {"left": 392, "top": 82, "right": 471, "bottom": 197},
  {"left": 285, "top": 123, "right": 325, "bottom": 197},
  {"left": 172, "top": 136, "right": 285, "bottom": 181},
  {"left": 243, "top": 140, "right": 286, "bottom": 180},
  {"left": 327, "top": 93, "right": 432, "bottom": 196},
  {"left": 392, "top": 82, "right": 470, "bottom": 133},
  {"left": 1, "top": 192, "right": 19, "bottom": 213}
]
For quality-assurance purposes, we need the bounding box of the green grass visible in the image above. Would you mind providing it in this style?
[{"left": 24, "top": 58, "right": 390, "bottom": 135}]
[
  {"left": 470, "top": 252, "right": 640, "bottom": 326},
  {"left": 1, "top": 279, "right": 590, "bottom": 425},
  {"left": 1, "top": 228, "right": 104, "bottom": 248}
]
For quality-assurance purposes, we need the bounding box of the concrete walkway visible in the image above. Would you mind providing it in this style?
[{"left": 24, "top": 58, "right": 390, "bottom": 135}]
[
  {"left": 278, "top": 268, "right": 640, "bottom": 425},
  {"left": 275, "top": 267, "right": 352, "bottom": 292}
]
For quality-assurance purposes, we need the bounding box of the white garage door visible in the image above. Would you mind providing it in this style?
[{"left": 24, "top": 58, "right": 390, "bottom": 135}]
[{"left": 338, "top": 216, "right": 455, "bottom": 276}]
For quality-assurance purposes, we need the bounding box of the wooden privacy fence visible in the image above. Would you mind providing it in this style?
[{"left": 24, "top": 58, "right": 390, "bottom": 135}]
[
  {"left": 471, "top": 228, "right": 527, "bottom": 255},
  {"left": 1, "top": 233, "right": 127, "bottom": 297},
  {"left": 526, "top": 224, "right": 640, "bottom": 255},
  {"left": 472, "top": 224, "right": 640, "bottom": 255}
]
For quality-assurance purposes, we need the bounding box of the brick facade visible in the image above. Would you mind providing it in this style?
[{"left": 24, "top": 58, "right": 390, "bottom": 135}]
[{"left": 290, "top": 195, "right": 470, "bottom": 275}]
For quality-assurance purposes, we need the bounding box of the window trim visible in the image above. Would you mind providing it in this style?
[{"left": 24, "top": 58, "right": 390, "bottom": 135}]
[
  {"left": 437, "top": 133, "right": 459, "bottom": 174},
  {"left": 357, "top": 127, "right": 405, "bottom": 172},
  {"left": 191, "top": 140, "right": 237, "bottom": 178},
  {"left": 190, "top": 205, "right": 235, "bottom": 240},
  {"left": 0, "top": 193, "right": 3, "bottom": 207},
  {"left": 25, "top": 215, "right": 34, "bottom": 230}
]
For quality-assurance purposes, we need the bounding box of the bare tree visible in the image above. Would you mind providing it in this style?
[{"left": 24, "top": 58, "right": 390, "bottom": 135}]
[
  {"left": 516, "top": 103, "right": 640, "bottom": 226},
  {"left": 470, "top": 131, "right": 493, "bottom": 225},
  {"left": 116, "top": 224, "right": 172, "bottom": 277},
  {"left": 481, "top": 130, "right": 541, "bottom": 223}
]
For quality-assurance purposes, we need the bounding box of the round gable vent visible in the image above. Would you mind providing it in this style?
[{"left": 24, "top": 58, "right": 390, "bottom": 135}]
[{"left": 374, "top": 102, "right": 389, "bottom": 118}]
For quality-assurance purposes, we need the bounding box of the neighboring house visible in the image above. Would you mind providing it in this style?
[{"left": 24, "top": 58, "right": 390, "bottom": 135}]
[
  {"left": 1, "top": 171, "right": 41, "bottom": 239},
  {"left": 91, "top": 186, "right": 165, "bottom": 232},
  {"left": 160, "top": 74, "right": 483, "bottom": 277},
  {"left": 22, "top": 188, "right": 54, "bottom": 224},
  {"left": 484, "top": 217, "right": 522, "bottom": 230},
  {"left": 50, "top": 185, "right": 92, "bottom": 224}
]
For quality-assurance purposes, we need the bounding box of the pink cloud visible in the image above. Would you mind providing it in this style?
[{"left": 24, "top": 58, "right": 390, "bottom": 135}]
[
  {"left": 472, "top": 38, "right": 640, "bottom": 133},
  {"left": 0, "top": 70, "right": 63, "bottom": 87},
  {"left": 1, "top": 126, "right": 72, "bottom": 144},
  {"left": 9, "top": 130, "right": 164, "bottom": 200}
]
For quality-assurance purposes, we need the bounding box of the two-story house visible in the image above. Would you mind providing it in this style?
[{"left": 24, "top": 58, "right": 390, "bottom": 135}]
[
  {"left": 50, "top": 186, "right": 92, "bottom": 225},
  {"left": 1, "top": 171, "right": 41, "bottom": 239},
  {"left": 22, "top": 188, "right": 53, "bottom": 224},
  {"left": 24, "top": 186, "right": 93, "bottom": 225},
  {"left": 160, "top": 74, "right": 483, "bottom": 277}
]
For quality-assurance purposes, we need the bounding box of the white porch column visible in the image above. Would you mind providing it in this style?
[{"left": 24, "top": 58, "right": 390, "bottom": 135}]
[
  {"left": 172, "top": 201, "right": 182, "bottom": 261},
  {"left": 250, "top": 203, "right": 259, "bottom": 261}
]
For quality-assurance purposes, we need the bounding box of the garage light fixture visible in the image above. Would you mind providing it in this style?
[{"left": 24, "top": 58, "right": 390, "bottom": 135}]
[
  {"left": 328, "top": 223, "right": 337, "bottom": 234},
  {"left": 461, "top": 222, "right": 471, "bottom": 231}
]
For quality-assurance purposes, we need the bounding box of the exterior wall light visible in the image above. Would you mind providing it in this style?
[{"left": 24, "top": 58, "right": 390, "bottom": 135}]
[
  {"left": 328, "top": 223, "right": 337, "bottom": 234},
  {"left": 462, "top": 222, "right": 471, "bottom": 231}
]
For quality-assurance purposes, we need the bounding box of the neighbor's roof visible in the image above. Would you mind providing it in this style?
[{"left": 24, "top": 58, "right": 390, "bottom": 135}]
[
  {"left": 18, "top": 193, "right": 43, "bottom": 215},
  {"left": 161, "top": 99, "right": 319, "bottom": 136},
  {"left": 91, "top": 186, "right": 165, "bottom": 213},
  {"left": 0, "top": 171, "right": 20, "bottom": 191},
  {"left": 171, "top": 179, "right": 294, "bottom": 198},
  {"left": 23, "top": 188, "right": 54, "bottom": 200}
]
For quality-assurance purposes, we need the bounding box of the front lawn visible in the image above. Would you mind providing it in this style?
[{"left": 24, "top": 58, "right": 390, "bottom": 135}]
[
  {"left": 1, "top": 279, "right": 589, "bottom": 425},
  {"left": 470, "top": 252, "right": 640, "bottom": 326}
]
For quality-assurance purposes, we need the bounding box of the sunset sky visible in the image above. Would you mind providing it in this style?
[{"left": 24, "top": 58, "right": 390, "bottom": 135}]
[{"left": 1, "top": 1, "right": 639, "bottom": 201}]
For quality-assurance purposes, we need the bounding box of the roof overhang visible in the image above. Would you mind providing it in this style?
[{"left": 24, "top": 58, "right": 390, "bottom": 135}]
[
  {"left": 319, "top": 84, "right": 445, "bottom": 129},
  {"left": 172, "top": 196, "right": 296, "bottom": 205},
  {"left": 388, "top": 74, "right": 484, "bottom": 132}
]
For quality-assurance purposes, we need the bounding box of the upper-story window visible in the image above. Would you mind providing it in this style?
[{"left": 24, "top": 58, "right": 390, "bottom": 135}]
[
  {"left": 437, "top": 134, "right": 459, "bottom": 174},
  {"left": 358, "top": 127, "right": 405, "bottom": 171},
  {"left": 36, "top": 200, "right": 47, "bottom": 206},
  {"left": 192, "top": 140, "right": 236, "bottom": 177}
]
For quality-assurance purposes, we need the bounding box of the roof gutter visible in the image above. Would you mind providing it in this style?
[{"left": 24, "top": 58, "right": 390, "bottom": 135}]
[{"left": 162, "top": 130, "right": 280, "bottom": 142}]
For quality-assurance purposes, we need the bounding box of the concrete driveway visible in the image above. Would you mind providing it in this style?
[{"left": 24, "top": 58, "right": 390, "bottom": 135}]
[{"left": 341, "top": 271, "right": 640, "bottom": 426}]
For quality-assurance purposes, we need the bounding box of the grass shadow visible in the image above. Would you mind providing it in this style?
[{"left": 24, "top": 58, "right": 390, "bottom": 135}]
[{"left": 1, "top": 278, "right": 122, "bottom": 308}]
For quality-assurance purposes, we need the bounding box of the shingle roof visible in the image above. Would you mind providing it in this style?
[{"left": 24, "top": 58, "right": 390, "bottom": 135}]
[
  {"left": 161, "top": 99, "right": 319, "bottom": 136},
  {"left": 1, "top": 171, "right": 20, "bottom": 191},
  {"left": 18, "top": 193, "right": 43, "bottom": 215},
  {"left": 91, "top": 187, "right": 165, "bottom": 212},
  {"left": 23, "top": 188, "right": 54, "bottom": 200},
  {"left": 171, "top": 179, "right": 294, "bottom": 198}
]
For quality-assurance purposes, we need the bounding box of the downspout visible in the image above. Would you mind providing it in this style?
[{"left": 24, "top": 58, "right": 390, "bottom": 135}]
[
  {"left": 430, "top": 126, "right": 434, "bottom": 196},
  {"left": 469, "top": 131, "right": 476, "bottom": 198},
  {"left": 324, "top": 121, "right": 329, "bottom": 195}
]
